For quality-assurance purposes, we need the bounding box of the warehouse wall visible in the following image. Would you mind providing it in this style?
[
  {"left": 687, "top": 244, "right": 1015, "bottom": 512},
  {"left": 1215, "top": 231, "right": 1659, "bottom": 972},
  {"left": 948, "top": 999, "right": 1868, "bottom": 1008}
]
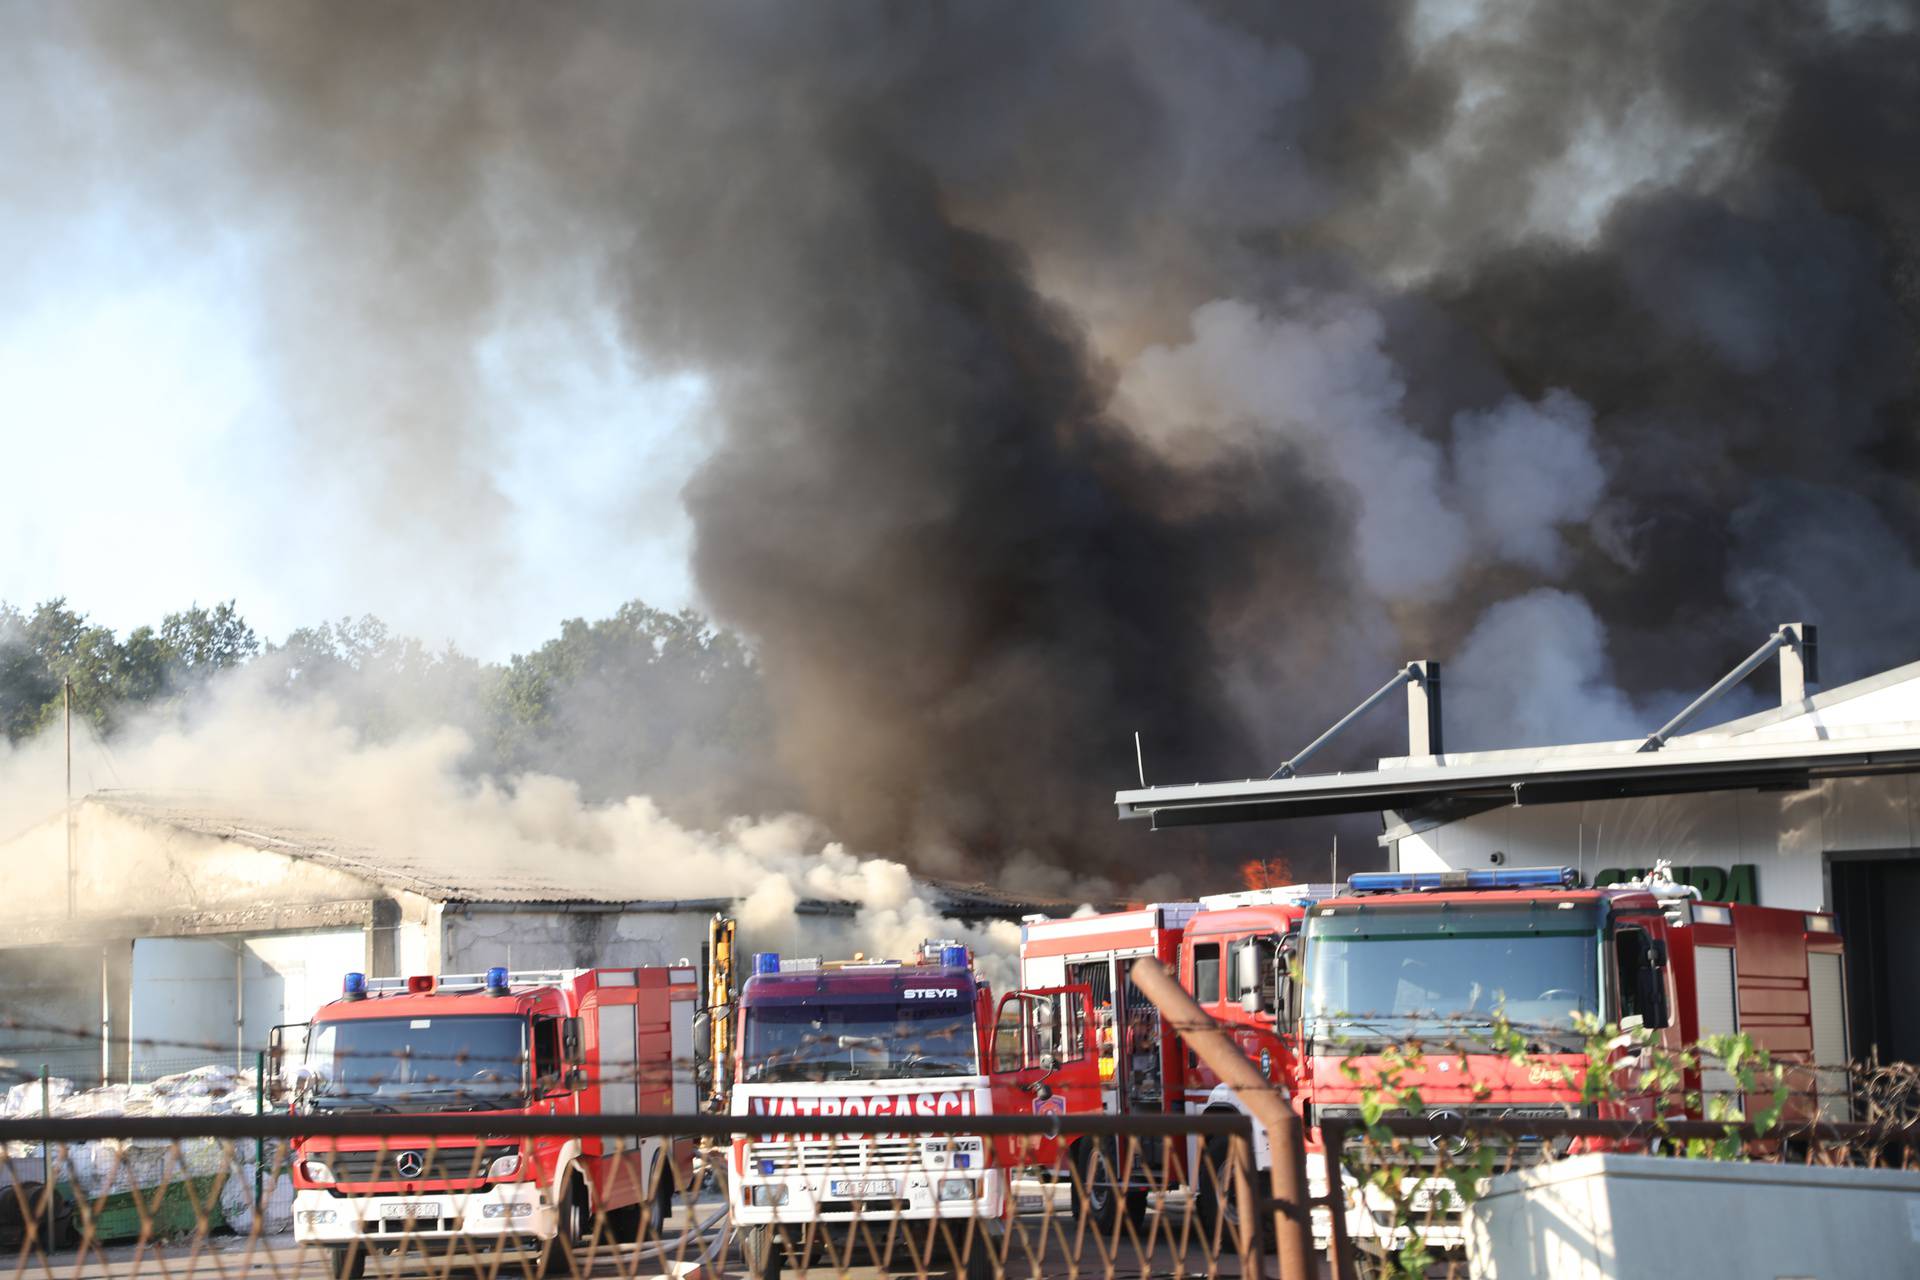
[
  {"left": 1393, "top": 773, "right": 1918, "bottom": 909},
  {"left": 439, "top": 907, "right": 854, "bottom": 975},
  {"left": 0, "top": 944, "right": 105, "bottom": 1084}
]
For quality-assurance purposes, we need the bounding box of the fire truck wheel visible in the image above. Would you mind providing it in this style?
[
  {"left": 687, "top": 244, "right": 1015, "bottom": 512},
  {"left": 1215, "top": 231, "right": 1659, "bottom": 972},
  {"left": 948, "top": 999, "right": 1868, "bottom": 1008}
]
[
  {"left": 961, "top": 1222, "right": 1002, "bottom": 1280},
  {"left": 326, "top": 1244, "right": 367, "bottom": 1280},
  {"left": 739, "top": 1224, "right": 782, "bottom": 1280},
  {"left": 536, "top": 1177, "right": 588, "bottom": 1279},
  {"left": 1070, "top": 1138, "right": 1143, "bottom": 1231},
  {"left": 648, "top": 1158, "right": 674, "bottom": 1235},
  {"left": 1195, "top": 1133, "right": 1258, "bottom": 1246}
]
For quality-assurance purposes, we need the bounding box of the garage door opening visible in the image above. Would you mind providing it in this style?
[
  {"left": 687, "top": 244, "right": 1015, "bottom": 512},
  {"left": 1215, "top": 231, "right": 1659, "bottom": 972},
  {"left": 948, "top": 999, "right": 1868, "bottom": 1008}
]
[{"left": 1828, "top": 854, "right": 1920, "bottom": 1068}]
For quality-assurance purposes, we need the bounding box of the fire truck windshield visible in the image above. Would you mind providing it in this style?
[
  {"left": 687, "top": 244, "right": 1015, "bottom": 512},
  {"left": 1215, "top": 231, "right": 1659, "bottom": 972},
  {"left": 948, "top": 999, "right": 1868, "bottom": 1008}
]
[
  {"left": 743, "top": 1002, "right": 979, "bottom": 1083},
  {"left": 1304, "top": 902, "right": 1600, "bottom": 1045},
  {"left": 305, "top": 1015, "right": 527, "bottom": 1112}
]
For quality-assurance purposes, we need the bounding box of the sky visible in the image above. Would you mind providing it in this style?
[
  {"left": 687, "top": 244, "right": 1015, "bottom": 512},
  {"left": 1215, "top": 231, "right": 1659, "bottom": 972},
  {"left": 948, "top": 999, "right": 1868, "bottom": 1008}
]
[{"left": 0, "top": 240, "right": 706, "bottom": 658}]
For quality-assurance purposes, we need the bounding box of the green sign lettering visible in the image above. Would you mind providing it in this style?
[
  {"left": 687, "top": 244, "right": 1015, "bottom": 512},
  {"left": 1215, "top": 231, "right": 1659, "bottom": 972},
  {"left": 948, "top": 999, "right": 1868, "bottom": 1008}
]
[{"left": 1591, "top": 864, "right": 1758, "bottom": 905}]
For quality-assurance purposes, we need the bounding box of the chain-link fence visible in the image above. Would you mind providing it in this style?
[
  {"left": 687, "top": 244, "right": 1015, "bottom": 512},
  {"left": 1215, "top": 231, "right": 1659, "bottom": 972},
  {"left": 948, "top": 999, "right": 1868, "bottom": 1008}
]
[{"left": 0, "top": 1112, "right": 1271, "bottom": 1280}]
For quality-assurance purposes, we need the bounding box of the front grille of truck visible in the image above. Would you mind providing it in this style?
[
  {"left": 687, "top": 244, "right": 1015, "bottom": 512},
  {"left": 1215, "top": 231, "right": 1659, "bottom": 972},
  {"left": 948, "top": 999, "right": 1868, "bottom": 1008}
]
[
  {"left": 1314, "top": 1105, "right": 1570, "bottom": 1167},
  {"left": 321, "top": 1143, "right": 518, "bottom": 1185},
  {"left": 745, "top": 1137, "right": 921, "bottom": 1175}
]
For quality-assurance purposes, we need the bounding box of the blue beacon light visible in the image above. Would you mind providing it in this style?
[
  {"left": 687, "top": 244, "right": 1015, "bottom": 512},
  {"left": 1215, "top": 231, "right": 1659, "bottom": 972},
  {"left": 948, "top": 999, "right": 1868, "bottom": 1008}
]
[
  {"left": 485, "top": 966, "right": 511, "bottom": 994},
  {"left": 940, "top": 945, "right": 969, "bottom": 968},
  {"left": 754, "top": 953, "right": 781, "bottom": 976},
  {"left": 343, "top": 972, "right": 368, "bottom": 999},
  {"left": 1347, "top": 867, "right": 1578, "bottom": 893}
]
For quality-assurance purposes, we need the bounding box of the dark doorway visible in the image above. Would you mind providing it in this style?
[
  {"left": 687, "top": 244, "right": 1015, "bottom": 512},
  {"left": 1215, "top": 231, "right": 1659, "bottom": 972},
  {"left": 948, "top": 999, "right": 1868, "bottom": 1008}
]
[{"left": 1829, "top": 856, "right": 1920, "bottom": 1066}]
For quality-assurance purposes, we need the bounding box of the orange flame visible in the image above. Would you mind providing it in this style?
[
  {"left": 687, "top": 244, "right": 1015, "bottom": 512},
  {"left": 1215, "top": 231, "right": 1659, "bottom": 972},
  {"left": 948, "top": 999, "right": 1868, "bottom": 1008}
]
[{"left": 1239, "top": 856, "right": 1294, "bottom": 891}]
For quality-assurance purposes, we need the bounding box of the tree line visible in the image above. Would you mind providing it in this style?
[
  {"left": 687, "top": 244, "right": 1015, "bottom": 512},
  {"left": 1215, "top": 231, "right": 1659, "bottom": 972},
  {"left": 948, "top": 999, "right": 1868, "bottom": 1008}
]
[{"left": 0, "top": 598, "right": 787, "bottom": 824}]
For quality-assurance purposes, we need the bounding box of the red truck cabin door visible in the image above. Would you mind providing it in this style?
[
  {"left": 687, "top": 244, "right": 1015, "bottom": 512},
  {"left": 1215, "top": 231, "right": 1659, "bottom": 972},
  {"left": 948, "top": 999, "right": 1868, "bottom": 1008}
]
[
  {"left": 989, "top": 985, "right": 1098, "bottom": 1166},
  {"left": 577, "top": 970, "right": 673, "bottom": 1212}
]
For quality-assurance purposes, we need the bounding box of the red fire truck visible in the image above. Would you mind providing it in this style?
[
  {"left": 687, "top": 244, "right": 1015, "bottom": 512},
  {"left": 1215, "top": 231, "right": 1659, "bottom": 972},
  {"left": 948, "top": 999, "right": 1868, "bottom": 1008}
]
[
  {"left": 1298, "top": 866, "right": 1849, "bottom": 1251},
  {"left": 1018, "top": 887, "right": 1327, "bottom": 1230},
  {"left": 283, "top": 965, "right": 698, "bottom": 1278},
  {"left": 1021, "top": 867, "right": 1851, "bottom": 1251},
  {"left": 727, "top": 942, "right": 1101, "bottom": 1280}
]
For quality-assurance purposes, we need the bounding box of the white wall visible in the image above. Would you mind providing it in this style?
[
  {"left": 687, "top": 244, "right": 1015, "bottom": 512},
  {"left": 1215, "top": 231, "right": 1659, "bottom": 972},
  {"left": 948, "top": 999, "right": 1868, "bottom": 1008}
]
[
  {"left": 130, "top": 928, "right": 370, "bottom": 1074},
  {"left": 1395, "top": 773, "right": 1920, "bottom": 910},
  {"left": 438, "top": 908, "right": 860, "bottom": 977}
]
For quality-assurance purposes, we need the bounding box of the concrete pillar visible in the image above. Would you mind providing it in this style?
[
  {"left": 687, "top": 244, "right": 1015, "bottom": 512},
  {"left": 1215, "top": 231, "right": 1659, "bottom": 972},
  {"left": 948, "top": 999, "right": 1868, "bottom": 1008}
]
[
  {"left": 370, "top": 898, "right": 400, "bottom": 976},
  {"left": 1780, "top": 622, "right": 1818, "bottom": 707},
  {"left": 1407, "top": 660, "right": 1444, "bottom": 757},
  {"left": 101, "top": 940, "right": 132, "bottom": 1085}
]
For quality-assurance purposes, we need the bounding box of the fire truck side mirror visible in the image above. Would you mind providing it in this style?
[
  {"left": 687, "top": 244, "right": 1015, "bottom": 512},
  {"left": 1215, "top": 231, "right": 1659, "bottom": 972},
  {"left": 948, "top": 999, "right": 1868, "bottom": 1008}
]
[
  {"left": 561, "top": 1016, "right": 584, "bottom": 1067},
  {"left": 1235, "top": 944, "right": 1263, "bottom": 1013}
]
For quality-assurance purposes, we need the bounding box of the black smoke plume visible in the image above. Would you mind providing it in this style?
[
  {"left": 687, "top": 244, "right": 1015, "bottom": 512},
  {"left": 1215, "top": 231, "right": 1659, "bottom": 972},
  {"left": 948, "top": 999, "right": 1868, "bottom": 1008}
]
[{"left": 11, "top": 0, "right": 1918, "bottom": 881}]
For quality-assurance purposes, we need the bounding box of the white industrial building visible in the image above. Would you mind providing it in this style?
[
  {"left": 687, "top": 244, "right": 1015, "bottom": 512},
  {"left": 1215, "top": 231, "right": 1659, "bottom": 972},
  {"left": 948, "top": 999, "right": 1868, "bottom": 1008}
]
[
  {"left": 1118, "top": 624, "right": 1920, "bottom": 1067},
  {"left": 0, "top": 792, "right": 1061, "bottom": 1086}
]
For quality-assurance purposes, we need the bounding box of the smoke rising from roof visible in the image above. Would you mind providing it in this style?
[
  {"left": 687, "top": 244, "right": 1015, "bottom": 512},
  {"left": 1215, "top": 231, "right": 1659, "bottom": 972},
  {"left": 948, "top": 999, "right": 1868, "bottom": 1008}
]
[{"left": 8, "top": 1, "right": 1918, "bottom": 878}]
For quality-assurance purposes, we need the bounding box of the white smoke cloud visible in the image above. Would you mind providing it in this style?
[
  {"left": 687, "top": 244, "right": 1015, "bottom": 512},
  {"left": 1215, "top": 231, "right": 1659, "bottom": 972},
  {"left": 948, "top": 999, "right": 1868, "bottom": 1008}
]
[
  {"left": 1451, "top": 389, "right": 1606, "bottom": 575},
  {"left": 1447, "top": 588, "right": 1645, "bottom": 750},
  {"left": 1116, "top": 296, "right": 1608, "bottom": 598},
  {"left": 0, "top": 667, "right": 1022, "bottom": 979}
]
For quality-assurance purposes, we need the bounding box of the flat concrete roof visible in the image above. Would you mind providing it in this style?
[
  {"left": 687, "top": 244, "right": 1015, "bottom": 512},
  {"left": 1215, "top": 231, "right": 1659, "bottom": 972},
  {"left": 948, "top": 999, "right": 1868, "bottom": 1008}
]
[{"left": 1118, "top": 658, "right": 1920, "bottom": 829}]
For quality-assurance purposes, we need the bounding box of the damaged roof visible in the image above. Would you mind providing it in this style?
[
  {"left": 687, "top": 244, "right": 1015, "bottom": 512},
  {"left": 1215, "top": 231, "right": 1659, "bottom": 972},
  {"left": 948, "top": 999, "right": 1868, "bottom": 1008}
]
[{"left": 87, "top": 791, "right": 1100, "bottom": 918}]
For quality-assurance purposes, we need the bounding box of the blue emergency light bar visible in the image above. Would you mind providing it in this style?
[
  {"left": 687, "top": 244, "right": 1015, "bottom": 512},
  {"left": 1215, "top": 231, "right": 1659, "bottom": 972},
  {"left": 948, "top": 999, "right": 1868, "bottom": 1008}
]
[
  {"left": 940, "top": 945, "right": 969, "bottom": 968},
  {"left": 343, "top": 971, "right": 368, "bottom": 999},
  {"left": 1347, "top": 867, "right": 1579, "bottom": 894},
  {"left": 754, "top": 952, "right": 781, "bottom": 975}
]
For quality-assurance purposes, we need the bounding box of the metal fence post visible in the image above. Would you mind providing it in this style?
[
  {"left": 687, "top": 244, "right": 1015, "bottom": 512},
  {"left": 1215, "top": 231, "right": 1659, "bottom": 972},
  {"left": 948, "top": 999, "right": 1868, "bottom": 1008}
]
[
  {"left": 255, "top": 1049, "right": 267, "bottom": 1215},
  {"left": 1129, "top": 958, "right": 1317, "bottom": 1279},
  {"left": 40, "top": 1064, "right": 53, "bottom": 1253}
]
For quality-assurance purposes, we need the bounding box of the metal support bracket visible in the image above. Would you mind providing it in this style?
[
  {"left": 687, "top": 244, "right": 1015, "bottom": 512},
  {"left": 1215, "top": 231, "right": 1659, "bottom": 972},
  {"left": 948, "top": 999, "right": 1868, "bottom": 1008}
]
[
  {"left": 1269, "top": 662, "right": 1437, "bottom": 780},
  {"left": 1639, "top": 622, "right": 1815, "bottom": 752}
]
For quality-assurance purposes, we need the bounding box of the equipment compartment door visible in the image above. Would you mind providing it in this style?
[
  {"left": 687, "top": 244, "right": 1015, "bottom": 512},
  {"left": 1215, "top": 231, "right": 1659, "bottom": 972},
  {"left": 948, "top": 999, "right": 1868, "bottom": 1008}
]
[
  {"left": 578, "top": 971, "right": 671, "bottom": 1212},
  {"left": 989, "top": 984, "right": 1098, "bottom": 1166}
]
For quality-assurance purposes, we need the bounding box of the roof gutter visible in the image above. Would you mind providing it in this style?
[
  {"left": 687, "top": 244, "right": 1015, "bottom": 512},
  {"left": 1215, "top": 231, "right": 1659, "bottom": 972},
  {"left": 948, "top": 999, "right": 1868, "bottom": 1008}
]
[{"left": 447, "top": 898, "right": 859, "bottom": 917}]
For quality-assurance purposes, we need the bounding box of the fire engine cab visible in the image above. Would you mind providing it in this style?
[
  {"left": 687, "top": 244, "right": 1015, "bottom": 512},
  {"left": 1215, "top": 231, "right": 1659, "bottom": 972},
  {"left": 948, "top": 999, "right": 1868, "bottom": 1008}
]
[
  {"left": 282, "top": 966, "right": 697, "bottom": 1278},
  {"left": 1018, "top": 886, "right": 1329, "bottom": 1230},
  {"left": 1300, "top": 866, "right": 1850, "bottom": 1252},
  {"left": 1022, "top": 865, "right": 1849, "bottom": 1252},
  {"left": 727, "top": 942, "right": 1099, "bottom": 1280}
]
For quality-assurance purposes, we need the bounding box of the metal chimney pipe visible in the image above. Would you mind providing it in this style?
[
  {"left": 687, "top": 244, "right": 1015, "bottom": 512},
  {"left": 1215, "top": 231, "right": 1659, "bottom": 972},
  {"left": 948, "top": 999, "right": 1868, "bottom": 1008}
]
[
  {"left": 1779, "top": 622, "right": 1818, "bottom": 707},
  {"left": 1407, "top": 660, "right": 1443, "bottom": 758}
]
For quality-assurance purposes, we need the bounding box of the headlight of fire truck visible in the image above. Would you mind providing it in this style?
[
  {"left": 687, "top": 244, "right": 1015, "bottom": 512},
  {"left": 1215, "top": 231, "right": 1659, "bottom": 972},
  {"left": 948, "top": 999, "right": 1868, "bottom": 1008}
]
[
  {"left": 919, "top": 1137, "right": 983, "bottom": 1168},
  {"left": 487, "top": 1151, "right": 522, "bottom": 1180},
  {"left": 938, "top": 1179, "right": 977, "bottom": 1202},
  {"left": 750, "top": 1185, "right": 789, "bottom": 1207},
  {"left": 300, "top": 1160, "right": 335, "bottom": 1184}
]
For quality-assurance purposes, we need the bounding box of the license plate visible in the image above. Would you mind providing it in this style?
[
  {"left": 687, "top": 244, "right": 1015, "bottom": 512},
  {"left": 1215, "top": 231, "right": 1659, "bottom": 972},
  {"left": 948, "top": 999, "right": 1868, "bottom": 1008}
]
[
  {"left": 380, "top": 1201, "right": 443, "bottom": 1220},
  {"left": 828, "top": 1178, "right": 898, "bottom": 1199},
  {"left": 1408, "top": 1182, "right": 1458, "bottom": 1213}
]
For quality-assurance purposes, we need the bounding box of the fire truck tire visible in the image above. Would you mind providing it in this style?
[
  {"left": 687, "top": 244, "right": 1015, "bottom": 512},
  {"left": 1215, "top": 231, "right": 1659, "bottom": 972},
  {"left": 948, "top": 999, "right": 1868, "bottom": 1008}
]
[
  {"left": 1071, "top": 1138, "right": 1145, "bottom": 1231},
  {"left": 1195, "top": 1133, "right": 1263, "bottom": 1247},
  {"left": 961, "top": 1222, "right": 1002, "bottom": 1280},
  {"left": 326, "top": 1244, "right": 367, "bottom": 1280},
  {"left": 536, "top": 1176, "right": 588, "bottom": 1279},
  {"left": 739, "top": 1224, "right": 782, "bottom": 1280},
  {"left": 649, "top": 1157, "right": 674, "bottom": 1235}
]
